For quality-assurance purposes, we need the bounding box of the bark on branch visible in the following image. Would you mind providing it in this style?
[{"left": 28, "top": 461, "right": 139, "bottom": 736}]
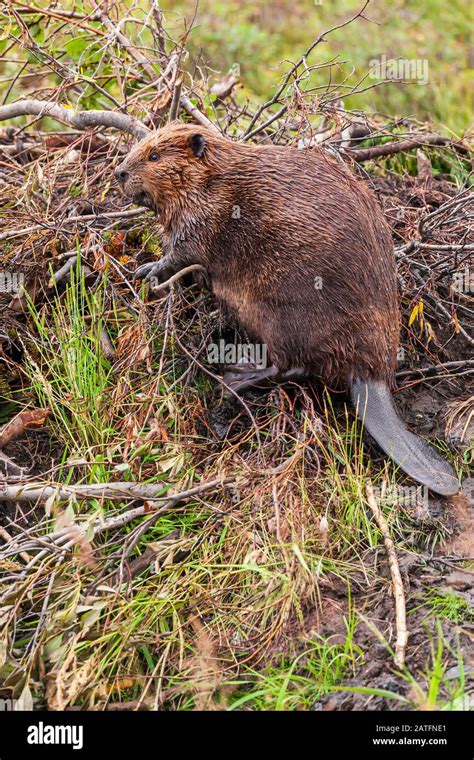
[{"left": 348, "top": 134, "right": 470, "bottom": 162}]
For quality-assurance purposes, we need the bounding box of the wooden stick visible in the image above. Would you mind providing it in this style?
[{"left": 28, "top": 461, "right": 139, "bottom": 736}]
[
  {"left": 349, "top": 134, "right": 470, "bottom": 162},
  {"left": 0, "top": 525, "right": 33, "bottom": 563},
  {"left": 365, "top": 480, "right": 408, "bottom": 669},
  {"left": 0, "top": 207, "right": 150, "bottom": 242},
  {"left": 0, "top": 99, "right": 148, "bottom": 139},
  {"left": 0, "top": 475, "right": 235, "bottom": 504},
  {"left": 11, "top": 1, "right": 105, "bottom": 36},
  {"left": 0, "top": 451, "right": 26, "bottom": 477},
  {"left": 149, "top": 263, "right": 206, "bottom": 292},
  {"left": 0, "top": 408, "right": 50, "bottom": 448}
]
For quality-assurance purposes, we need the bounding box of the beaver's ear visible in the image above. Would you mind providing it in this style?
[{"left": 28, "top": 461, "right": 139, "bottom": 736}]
[{"left": 188, "top": 133, "right": 206, "bottom": 158}]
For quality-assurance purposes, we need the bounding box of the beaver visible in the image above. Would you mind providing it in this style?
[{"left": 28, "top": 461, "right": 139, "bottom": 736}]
[{"left": 115, "top": 123, "right": 459, "bottom": 496}]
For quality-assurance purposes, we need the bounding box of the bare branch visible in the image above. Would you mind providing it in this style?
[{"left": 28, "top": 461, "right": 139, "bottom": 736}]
[
  {"left": 150, "top": 264, "right": 207, "bottom": 292},
  {"left": 178, "top": 94, "right": 220, "bottom": 132},
  {"left": 0, "top": 207, "right": 150, "bottom": 242},
  {"left": 243, "top": 0, "right": 370, "bottom": 138},
  {"left": 0, "top": 475, "right": 235, "bottom": 504},
  {"left": 365, "top": 480, "right": 408, "bottom": 670},
  {"left": 0, "top": 99, "right": 149, "bottom": 139},
  {"left": 348, "top": 134, "right": 470, "bottom": 162}
]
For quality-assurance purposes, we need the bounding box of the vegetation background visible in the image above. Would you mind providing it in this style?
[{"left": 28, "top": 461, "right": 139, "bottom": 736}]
[{"left": 162, "top": 0, "right": 472, "bottom": 133}]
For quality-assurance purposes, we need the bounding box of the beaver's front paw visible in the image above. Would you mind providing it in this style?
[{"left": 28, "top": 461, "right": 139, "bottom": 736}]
[{"left": 134, "top": 258, "right": 175, "bottom": 285}]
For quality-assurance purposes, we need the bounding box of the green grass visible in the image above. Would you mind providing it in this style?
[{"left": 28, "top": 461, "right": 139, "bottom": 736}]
[
  {"left": 21, "top": 257, "right": 195, "bottom": 491},
  {"left": 334, "top": 621, "right": 471, "bottom": 710},
  {"left": 227, "top": 592, "right": 362, "bottom": 710},
  {"left": 25, "top": 260, "right": 115, "bottom": 458},
  {"left": 411, "top": 588, "right": 473, "bottom": 624}
]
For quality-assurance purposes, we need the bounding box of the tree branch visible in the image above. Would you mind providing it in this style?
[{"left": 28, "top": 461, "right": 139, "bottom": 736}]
[
  {"left": 0, "top": 476, "right": 235, "bottom": 504},
  {"left": 0, "top": 207, "right": 149, "bottom": 242},
  {"left": 365, "top": 481, "right": 408, "bottom": 669},
  {"left": 348, "top": 134, "right": 470, "bottom": 162},
  {"left": 0, "top": 99, "right": 149, "bottom": 139}
]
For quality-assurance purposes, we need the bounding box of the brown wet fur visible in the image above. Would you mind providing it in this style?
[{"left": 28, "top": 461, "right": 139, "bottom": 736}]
[{"left": 116, "top": 124, "right": 400, "bottom": 388}]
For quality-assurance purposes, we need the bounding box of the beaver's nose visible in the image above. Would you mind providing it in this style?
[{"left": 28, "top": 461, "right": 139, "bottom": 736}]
[{"left": 115, "top": 165, "right": 129, "bottom": 183}]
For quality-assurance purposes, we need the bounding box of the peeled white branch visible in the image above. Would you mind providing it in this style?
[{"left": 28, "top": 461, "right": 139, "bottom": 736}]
[
  {"left": 0, "top": 476, "right": 235, "bottom": 504},
  {"left": 365, "top": 480, "right": 408, "bottom": 669},
  {"left": 0, "top": 100, "right": 149, "bottom": 139}
]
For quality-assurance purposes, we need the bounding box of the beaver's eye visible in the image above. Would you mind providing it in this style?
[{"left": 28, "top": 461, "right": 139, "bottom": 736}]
[{"left": 149, "top": 151, "right": 160, "bottom": 162}]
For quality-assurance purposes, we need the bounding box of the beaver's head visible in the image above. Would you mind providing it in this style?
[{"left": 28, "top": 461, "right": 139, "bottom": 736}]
[{"left": 114, "top": 124, "right": 212, "bottom": 217}]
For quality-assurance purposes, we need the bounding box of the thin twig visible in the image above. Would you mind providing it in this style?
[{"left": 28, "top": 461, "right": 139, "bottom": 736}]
[
  {"left": 0, "top": 525, "right": 33, "bottom": 562},
  {"left": 396, "top": 360, "right": 474, "bottom": 379},
  {"left": 149, "top": 263, "right": 206, "bottom": 292},
  {"left": 242, "top": 0, "right": 370, "bottom": 139}
]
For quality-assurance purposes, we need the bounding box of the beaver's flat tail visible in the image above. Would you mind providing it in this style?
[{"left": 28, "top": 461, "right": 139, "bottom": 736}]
[{"left": 351, "top": 379, "right": 459, "bottom": 496}]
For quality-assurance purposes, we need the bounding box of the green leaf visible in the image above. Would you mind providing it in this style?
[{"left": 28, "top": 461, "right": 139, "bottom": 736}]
[{"left": 65, "top": 37, "right": 89, "bottom": 62}]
